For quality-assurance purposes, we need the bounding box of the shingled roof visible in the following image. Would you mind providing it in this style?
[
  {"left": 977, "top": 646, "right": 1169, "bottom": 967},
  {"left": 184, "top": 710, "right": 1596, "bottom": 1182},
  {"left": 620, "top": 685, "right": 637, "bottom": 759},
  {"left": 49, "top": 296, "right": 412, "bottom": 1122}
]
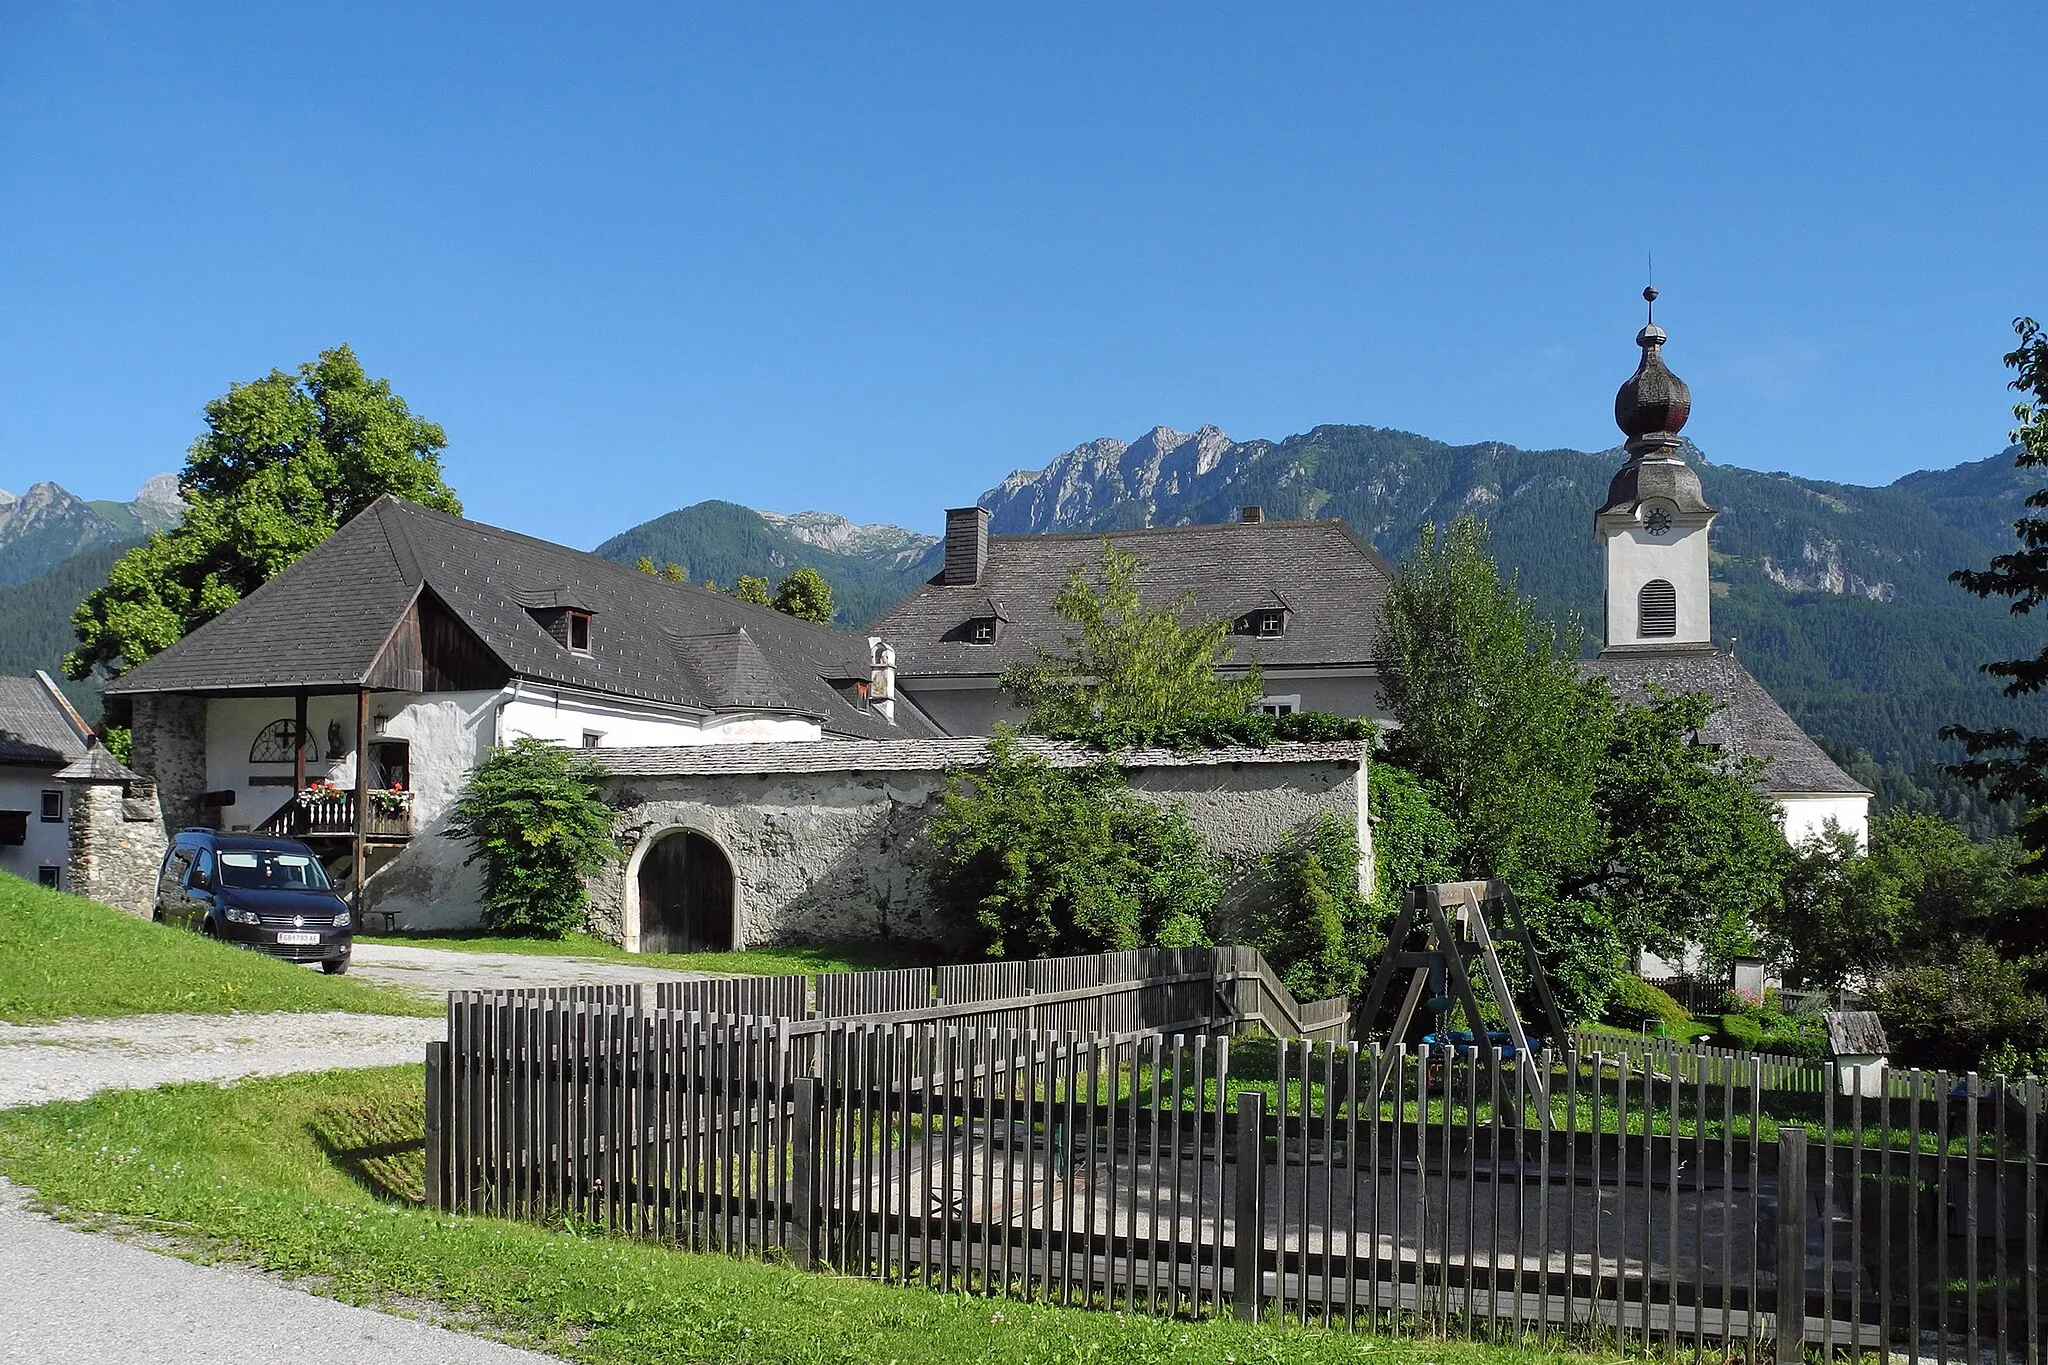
[
  {"left": 1583, "top": 646, "right": 1869, "bottom": 796},
  {"left": 870, "top": 518, "right": 1394, "bottom": 678},
  {"left": 106, "top": 497, "right": 937, "bottom": 742},
  {"left": 0, "top": 673, "right": 92, "bottom": 768}
]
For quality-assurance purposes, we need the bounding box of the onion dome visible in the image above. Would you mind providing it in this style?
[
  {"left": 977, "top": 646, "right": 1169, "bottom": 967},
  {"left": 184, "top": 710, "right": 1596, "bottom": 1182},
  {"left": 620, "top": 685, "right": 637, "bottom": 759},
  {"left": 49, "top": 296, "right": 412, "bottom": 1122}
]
[
  {"left": 1613, "top": 286, "right": 1692, "bottom": 449},
  {"left": 1600, "top": 287, "right": 1714, "bottom": 517}
]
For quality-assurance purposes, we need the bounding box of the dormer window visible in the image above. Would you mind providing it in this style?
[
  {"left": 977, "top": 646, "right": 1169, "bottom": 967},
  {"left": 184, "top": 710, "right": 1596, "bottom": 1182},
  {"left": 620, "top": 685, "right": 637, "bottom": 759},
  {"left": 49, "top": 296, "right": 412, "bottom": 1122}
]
[
  {"left": 565, "top": 610, "right": 591, "bottom": 653},
  {"left": 518, "top": 587, "right": 597, "bottom": 654},
  {"left": 970, "top": 619, "right": 996, "bottom": 645},
  {"left": 1235, "top": 608, "right": 1286, "bottom": 638}
]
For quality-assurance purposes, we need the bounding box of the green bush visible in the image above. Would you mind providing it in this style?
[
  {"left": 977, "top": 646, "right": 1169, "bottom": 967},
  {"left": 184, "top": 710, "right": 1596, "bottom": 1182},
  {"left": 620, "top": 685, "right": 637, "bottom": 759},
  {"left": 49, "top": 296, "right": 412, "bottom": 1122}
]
[
  {"left": 445, "top": 739, "right": 619, "bottom": 937},
  {"left": 921, "top": 732, "right": 1221, "bottom": 959},
  {"left": 1054, "top": 709, "right": 1376, "bottom": 752},
  {"left": 1365, "top": 762, "right": 1461, "bottom": 917},
  {"left": 1869, "top": 939, "right": 2048, "bottom": 1073},
  {"left": 1603, "top": 975, "right": 1693, "bottom": 1031},
  {"left": 1254, "top": 812, "right": 1378, "bottom": 1002},
  {"left": 1717, "top": 1013, "right": 1762, "bottom": 1050}
]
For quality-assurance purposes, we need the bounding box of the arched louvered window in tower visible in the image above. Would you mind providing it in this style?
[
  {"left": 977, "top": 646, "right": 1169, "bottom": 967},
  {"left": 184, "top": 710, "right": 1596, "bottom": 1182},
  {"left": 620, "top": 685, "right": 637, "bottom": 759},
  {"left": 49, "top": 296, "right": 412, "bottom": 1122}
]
[{"left": 1638, "top": 578, "right": 1677, "bottom": 638}]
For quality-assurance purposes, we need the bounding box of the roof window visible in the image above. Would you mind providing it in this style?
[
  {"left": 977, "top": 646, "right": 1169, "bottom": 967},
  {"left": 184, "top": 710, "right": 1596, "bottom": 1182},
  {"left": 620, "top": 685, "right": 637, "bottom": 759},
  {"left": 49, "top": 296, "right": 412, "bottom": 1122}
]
[
  {"left": 969, "top": 619, "right": 996, "bottom": 645},
  {"left": 1235, "top": 608, "right": 1286, "bottom": 638}
]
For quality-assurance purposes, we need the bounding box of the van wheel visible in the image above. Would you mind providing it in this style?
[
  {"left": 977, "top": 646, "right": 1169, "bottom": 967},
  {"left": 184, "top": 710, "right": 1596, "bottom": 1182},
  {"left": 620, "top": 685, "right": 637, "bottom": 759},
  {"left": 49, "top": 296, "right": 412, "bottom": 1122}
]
[{"left": 322, "top": 959, "right": 350, "bottom": 976}]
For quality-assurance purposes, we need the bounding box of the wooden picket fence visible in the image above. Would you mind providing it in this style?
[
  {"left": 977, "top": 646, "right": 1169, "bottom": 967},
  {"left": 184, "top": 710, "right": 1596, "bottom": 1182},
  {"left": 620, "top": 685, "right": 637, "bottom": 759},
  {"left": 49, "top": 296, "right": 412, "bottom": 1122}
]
[{"left": 424, "top": 991, "right": 2048, "bottom": 1361}]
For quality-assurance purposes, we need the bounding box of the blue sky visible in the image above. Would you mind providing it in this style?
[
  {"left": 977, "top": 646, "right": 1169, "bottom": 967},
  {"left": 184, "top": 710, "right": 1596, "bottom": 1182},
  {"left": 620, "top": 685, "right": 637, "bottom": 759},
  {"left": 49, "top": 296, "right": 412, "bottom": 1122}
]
[{"left": 1, "top": 4, "right": 2038, "bottom": 546}]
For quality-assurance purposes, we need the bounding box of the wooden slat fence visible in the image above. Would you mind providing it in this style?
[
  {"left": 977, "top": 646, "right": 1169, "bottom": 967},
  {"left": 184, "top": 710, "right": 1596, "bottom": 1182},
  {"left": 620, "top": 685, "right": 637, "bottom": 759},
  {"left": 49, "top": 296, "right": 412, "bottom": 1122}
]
[
  {"left": 426, "top": 999, "right": 2048, "bottom": 1360},
  {"left": 618, "top": 946, "right": 1345, "bottom": 1041}
]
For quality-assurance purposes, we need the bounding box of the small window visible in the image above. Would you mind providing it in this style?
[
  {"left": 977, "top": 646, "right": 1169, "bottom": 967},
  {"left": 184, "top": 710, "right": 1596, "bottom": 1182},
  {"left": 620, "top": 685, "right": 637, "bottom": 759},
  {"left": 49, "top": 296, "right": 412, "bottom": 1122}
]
[
  {"left": 969, "top": 619, "right": 995, "bottom": 645},
  {"left": 1638, "top": 579, "right": 1678, "bottom": 638},
  {"left": 567, "top": 611, "right": 591, "bottom": 653},
  {"left": 582, "top": 731, "right": 604, "bottom": 749},
  {"left": 1236, "top": 609, "right": 1286, "bottom": 638},
  {"left": 37, "top": 866, "right": 58, "bottom": 889},
  {"left": 40, "top": 789, "right": 63, "bottom": 823},
  {"left": 1259, "top": 694, "right": 1300, "bottom": 717}
]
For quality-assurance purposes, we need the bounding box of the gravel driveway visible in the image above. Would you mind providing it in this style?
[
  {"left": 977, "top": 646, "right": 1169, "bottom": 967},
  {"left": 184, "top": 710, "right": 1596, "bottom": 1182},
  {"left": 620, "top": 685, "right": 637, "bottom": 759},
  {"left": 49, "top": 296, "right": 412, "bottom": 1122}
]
[
  {"left": 0, "top": 1181, "right": 559, "bottom": 1363},
  {"left": 0, "top": 1012, "right": 442, "bottom": 1109},
  {"left": 348, "top": 941, "right": 712, "bottom": 999}
]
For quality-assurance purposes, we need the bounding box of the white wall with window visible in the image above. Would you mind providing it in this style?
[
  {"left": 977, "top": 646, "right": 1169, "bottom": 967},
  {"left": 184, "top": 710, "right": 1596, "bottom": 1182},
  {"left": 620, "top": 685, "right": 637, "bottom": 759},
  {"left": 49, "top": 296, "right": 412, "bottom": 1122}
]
[{"left": 0, "top": 767, "right": 70, "bottom": 889}]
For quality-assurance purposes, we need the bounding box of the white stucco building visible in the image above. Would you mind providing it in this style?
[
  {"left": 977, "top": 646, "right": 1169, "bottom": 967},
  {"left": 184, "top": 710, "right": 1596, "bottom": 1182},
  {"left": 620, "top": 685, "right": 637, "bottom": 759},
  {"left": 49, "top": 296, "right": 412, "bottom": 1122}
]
[
  {"left": 111, "top": 497, "right": 938, "bottom": 931},
  {"left": 0, "top": 672, "right": 93, "bottom": 890}
]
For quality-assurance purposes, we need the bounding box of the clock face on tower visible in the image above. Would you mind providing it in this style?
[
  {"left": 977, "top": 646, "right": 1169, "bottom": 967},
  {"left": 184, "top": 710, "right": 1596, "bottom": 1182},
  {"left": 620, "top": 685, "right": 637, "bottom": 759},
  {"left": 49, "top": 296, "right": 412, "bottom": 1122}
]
[{"left": 1644, "top": 507, "right": 1673, "bottom": 537}]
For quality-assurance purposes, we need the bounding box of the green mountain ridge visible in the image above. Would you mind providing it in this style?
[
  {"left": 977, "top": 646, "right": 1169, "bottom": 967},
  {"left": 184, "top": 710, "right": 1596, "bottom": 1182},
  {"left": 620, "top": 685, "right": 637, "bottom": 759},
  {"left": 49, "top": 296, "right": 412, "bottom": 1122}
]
[
  {"left": 0, "top": 475, "right": 183, "bottom": 588},
  {"left": 591, "top": 500, "right": 942, "bottom": 627}
]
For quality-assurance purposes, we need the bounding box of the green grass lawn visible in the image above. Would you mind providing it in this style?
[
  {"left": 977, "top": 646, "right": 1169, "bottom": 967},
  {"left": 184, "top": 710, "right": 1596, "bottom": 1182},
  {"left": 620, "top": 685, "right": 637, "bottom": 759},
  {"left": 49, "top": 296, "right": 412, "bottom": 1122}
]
[
  {"left": 359, "top": 927, "right": 940, "bottom": 978},
  {"left": 0, "top": 873, "right": 437, "bottom": 1022},
  {"left": 0, "top": 1065, "right": 1626, "bottom": 1365}
]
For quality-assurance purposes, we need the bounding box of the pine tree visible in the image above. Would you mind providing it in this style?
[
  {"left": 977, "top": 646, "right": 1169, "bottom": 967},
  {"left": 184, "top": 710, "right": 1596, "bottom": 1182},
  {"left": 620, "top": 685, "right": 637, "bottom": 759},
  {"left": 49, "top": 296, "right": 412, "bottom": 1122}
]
[{"left": 1947, "top": 317, "right": 2048, "bottom": 862}]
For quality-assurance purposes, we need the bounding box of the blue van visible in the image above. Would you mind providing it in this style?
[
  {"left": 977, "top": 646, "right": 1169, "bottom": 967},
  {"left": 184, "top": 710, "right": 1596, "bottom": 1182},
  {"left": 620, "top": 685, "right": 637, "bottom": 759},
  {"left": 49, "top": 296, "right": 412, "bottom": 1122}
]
[{"left": 153, "top": 829, "right": 353, "bottom": 974}]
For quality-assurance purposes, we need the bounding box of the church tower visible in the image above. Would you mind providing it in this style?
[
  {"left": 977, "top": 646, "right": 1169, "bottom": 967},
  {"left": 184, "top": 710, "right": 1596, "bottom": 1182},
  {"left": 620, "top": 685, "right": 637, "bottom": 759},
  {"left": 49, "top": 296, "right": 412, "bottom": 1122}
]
[{"left": 1597, "top": 287, "right": 1717, "bottom": 654}]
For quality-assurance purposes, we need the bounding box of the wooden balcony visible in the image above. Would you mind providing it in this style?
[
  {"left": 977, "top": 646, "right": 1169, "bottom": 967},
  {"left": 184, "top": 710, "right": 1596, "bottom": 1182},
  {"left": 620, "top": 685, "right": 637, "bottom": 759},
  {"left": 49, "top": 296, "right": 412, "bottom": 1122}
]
[{"left": 258, "top": 790, "right": 412, "bottom": 842}]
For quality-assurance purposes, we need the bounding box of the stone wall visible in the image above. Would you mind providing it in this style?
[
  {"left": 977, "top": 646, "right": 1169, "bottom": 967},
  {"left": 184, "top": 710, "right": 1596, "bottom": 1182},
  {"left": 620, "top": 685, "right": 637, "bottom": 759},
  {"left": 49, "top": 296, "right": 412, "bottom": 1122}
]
[
  {"left": 65, "top": 780, "right": 168, "bottom": 916},
  {"left": 589, "top": 742, "right": 1367, "bottom": 953},
  {"left": 131, "top": 694, "right": 206, "bottom": 833}
]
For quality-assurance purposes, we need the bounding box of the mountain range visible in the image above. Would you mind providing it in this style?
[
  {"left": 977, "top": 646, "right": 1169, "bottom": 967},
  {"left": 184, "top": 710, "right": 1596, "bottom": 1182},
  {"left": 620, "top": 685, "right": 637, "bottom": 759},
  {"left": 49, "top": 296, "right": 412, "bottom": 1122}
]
[
  {"left": 5, "top": 430, "right": 2042, "bottom": 833},
  {"left": 0, "top": 475, "right": 184, "bottom": 588}
]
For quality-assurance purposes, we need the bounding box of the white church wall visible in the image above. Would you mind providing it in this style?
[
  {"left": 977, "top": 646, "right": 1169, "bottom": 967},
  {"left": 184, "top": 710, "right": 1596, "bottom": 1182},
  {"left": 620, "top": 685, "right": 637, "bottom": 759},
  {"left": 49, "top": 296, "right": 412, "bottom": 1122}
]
[
  {"left": 497, "top": 684, "right": 819, "bottom": 749},
  {"left": 1779, "top": 794, "right": 1871, "bottom": 851}
]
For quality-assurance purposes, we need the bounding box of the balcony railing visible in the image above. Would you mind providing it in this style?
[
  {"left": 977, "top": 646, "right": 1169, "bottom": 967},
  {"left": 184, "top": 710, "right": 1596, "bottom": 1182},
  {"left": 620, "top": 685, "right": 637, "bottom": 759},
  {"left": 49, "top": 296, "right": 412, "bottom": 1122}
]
[{"left": 258, "top": 789, "right": 412, "bottom": 841}]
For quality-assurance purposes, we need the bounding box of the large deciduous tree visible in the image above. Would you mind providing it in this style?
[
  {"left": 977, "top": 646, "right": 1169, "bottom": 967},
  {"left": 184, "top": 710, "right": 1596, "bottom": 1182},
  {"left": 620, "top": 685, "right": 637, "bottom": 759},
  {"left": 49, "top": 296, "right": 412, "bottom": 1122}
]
[
  {"left": 1001, "top": 540, "right": 1263, "bottom": 732},
  {"left": 1377, "top": 515, "right": 1792, "bottom": 1019},
  {"left": 66, "top": 345, "right": 460, "bottom": 681},
  {"left": 1946, "top": 317, "right": 2048, "bottom": 864}
]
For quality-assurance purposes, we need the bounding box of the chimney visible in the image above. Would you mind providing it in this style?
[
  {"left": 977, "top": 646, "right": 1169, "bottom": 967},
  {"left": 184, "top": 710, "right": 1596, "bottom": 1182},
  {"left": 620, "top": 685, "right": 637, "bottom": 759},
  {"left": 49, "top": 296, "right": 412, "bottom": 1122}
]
[
  {"left": 867, "top": 637, "right": 897, "bottom": 726},
  {"left": 943, "top": 506, "right": 990, "bottom": 585},
  {"left": 1240, "top": 505, "right": 1264, "bottom": 524}
]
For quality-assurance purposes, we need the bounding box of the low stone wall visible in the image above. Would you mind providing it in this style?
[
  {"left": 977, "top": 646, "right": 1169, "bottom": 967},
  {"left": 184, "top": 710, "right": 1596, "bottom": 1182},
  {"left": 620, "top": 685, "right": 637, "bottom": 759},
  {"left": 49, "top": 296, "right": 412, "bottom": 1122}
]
[{"left": 587, "top": 738, "right": 1369, "bottom": 953}]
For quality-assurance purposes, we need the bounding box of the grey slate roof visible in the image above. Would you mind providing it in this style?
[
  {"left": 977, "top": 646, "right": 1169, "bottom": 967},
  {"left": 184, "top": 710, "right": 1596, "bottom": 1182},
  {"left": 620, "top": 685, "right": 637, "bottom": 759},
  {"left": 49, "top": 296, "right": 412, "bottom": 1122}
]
[
  {"left": 0, "top": 673, "right": 91, "bottom": 768},
  {"left": 1582, "top": 646, "right": 1869, "bottom": 796},
  {"left": 107, "top": 497, "right": 937, "bottom": 742},
  {"left": 597, "top": 737, "right": 1368, "bottom": 778},
  {"left": 869, "top": 518, "right": 1395, "bottom": 678},
  {"left": 54, "top": 747, "right": 141, "bottom": 783}
]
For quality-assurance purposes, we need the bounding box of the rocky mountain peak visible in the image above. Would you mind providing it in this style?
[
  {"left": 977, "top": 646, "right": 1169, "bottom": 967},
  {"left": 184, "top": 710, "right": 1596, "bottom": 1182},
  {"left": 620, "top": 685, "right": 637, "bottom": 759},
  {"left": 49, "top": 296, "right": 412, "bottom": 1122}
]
[
  {"left": 757, "top": 509, "right": 937, "bottom": 569},
  {"left": 133, "top": 473, "right": 185, "bottom": 512}
]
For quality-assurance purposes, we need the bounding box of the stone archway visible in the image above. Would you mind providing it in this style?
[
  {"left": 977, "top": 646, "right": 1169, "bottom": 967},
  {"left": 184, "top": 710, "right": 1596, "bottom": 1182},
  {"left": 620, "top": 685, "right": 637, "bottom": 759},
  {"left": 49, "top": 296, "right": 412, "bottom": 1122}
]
[{"left": 634, "top": 829, "right": 735, "bottom": 954}]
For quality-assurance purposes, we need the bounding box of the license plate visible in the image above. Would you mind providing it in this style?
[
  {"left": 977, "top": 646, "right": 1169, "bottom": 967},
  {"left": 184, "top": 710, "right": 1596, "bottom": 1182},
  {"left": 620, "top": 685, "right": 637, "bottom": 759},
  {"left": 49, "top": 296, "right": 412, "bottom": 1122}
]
[{"left": 277, "top": 931, "right": 320, "bottom": 945}]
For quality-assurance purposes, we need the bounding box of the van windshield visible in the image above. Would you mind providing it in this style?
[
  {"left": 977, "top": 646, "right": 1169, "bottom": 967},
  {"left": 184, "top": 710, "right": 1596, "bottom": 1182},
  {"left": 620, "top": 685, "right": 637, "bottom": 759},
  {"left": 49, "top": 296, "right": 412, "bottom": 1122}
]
[{"left": 217, "top": 850, "right": 332, "bottom": 892}]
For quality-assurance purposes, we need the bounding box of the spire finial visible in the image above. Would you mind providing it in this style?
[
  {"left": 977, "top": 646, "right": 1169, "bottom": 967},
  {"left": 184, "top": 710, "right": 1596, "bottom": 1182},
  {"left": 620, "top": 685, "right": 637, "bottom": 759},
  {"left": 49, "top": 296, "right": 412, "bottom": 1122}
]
[
  {"left": 1644, "top": 283, "right": 1657, "bottom": 326},
  {"left": 1614, "top": 285, "right": 1690, "bottom": 445}
]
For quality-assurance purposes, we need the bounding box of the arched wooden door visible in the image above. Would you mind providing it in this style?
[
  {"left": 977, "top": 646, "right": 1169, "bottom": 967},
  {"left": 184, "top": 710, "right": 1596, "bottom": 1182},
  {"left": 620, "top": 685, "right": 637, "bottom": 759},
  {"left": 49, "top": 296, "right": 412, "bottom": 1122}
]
[{"left": 637, "top": 830, "right": 734, "bottom": 953}]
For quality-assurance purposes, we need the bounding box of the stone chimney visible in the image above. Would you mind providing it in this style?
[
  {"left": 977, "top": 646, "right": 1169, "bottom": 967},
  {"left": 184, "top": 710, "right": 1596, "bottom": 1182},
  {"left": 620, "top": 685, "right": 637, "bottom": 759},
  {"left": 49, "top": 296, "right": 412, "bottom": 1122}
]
[
  {"left": 943, "top": 506, "right": 990, "bottom": 585},
  {"left": 1240, "top": 505, "right": 1264, "bottom": 524},
  {"left": 867, "top": 637, "right": 897, "bottom": 726}
]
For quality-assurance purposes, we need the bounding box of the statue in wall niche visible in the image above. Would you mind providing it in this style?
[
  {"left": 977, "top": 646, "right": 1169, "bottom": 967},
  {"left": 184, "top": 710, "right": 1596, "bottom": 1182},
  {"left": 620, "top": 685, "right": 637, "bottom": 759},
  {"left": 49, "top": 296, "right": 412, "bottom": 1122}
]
[{"left": 327, "top": 720, "right": 345, "bottom": 758}]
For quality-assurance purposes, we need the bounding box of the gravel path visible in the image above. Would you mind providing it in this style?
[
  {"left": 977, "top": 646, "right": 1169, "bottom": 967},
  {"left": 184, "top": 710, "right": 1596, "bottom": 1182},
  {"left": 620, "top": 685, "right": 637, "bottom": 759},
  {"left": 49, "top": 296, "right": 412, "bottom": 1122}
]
[
  {"left": 0, "top": 1012, "right": 443, "bottom": 1109},
  {"left": 348, "top": 941, "right": 714, "bottom": 998},
  {"left": 0, "top": 1181, "right": 559, "bottom": 1363}
]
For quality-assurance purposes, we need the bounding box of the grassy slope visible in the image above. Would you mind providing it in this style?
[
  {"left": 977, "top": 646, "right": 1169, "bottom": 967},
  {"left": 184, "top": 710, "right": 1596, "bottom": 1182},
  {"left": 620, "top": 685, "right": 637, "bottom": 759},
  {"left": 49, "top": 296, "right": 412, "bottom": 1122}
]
[
  {"left": 358, "top": 929, "right": 939, "bottom": 978},
  {"left": 0, "top": 874, "right": 437, "bottom": 1021},
  {"left": 0, "top": 1066, "right": 1617, "bottom": 1365}
]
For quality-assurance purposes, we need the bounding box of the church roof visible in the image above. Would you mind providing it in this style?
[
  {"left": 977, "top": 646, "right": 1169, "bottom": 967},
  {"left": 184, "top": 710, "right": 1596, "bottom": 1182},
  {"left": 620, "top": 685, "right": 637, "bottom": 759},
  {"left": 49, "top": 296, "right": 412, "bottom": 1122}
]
[
  {"left": 106, "top": 497, "right": 939, "bottom": 742},
  {"left": 1583, "top": 646, "right": 1869, "bottom": 796}
]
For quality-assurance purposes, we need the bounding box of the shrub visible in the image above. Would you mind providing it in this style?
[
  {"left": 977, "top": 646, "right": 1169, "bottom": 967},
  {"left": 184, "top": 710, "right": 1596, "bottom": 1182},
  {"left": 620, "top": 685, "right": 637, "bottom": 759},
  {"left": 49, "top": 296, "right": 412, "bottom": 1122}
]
[
  {"left": 445, "top": 739, "right": 618, "bottom": 937},
  {"left": 921, "top": 732, "right": 1221, "bottom": 959},
  {"left": 1365, "top": 763, "right": 1461, "bottom": 917},
  {"left": 1053, "top": 709, "right": 1376, "bottom": 753},
  {"left": 1255, "top": 812, "right": 1377, "bottom": 1002},
  {"left": 1869, "top": 939, "right": 2048, "bottom": 1073},
  {"left": 1603, "top": 975, "right": 1693, "bottom": 1032},
  {"left": 1717, "top": 1013, "right": 1762, "bottom": 1050}
]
